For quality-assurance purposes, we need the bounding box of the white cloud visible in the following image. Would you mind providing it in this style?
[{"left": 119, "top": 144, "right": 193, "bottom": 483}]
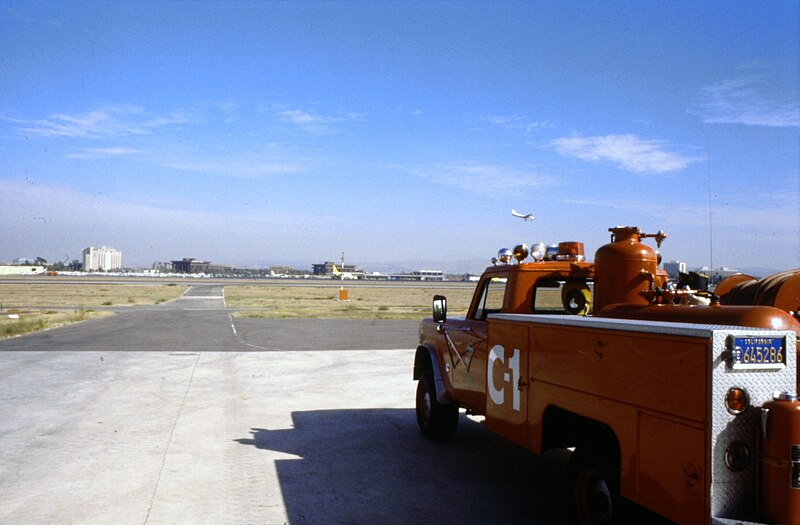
[
  {"left": 66, "top": 147, "right": 142, "bottom": 159},
  {"left": 278, "top": 109, "right": 331, "bottom": 125},
  {"left": 483, "top": 115, "right": 552, "bottom": 132},
  {"left": 691, "top": 76, "right": 800, "bottom": 127},
  {"left": 156, "top": 139, "right": 310, "bottom": 178},
  {"left": 526, "top": 121, "right": 552, "bottom": 132},
  {"left": 163, "top": 156, "right": 305, "bottom": 177},
  {"left": 485, "top": 116, "right": 521, "bottom": 126},
  {"left": 7, "top": 105, "right": 193, "bottom": 138},
  {"left": 277, "top": 108, "right": 365, "bottom": 133},
  {"left": 550, "top": 134, "right": 695, "bottom": 174},
  {"left": 564, "top": 197, "right": 707, "bottom": 226},
  {"left": 414, "top": 161, "right": 552, "bottom": 196}
]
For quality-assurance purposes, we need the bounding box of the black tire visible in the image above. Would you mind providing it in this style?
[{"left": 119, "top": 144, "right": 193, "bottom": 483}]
[
  {"left": 565, "top": 447, "right": 620, "bottom": 525},
  {"left": 415, "top": 370, "right": 459, "bottom": 441}
]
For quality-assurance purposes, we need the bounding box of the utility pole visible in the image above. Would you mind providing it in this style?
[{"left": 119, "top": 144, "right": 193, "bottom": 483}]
[
  {"left": 707, "top": 128, "right": 714, "bottom": 274},
  {"left": 338, "top": 251, "right": 349, "bottom": 301}
]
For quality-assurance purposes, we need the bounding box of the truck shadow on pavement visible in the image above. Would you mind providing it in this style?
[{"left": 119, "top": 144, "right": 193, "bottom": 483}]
[{"left": 235, "top": 408, "right": 568, "bottom": 524}]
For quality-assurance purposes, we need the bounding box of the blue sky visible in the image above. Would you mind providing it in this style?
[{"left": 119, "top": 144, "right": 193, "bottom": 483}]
[{"left": 1, "top": 1, "right": 798, "bottom": 273}]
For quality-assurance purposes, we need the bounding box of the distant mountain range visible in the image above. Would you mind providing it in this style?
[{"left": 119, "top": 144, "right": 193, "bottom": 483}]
[
  {"left": 360, "top": 262, "right": 793, "bottom": 278},
  {"left": 737, "top": 267, "right": 787, "bottom": 279},
  {"left": 244, "top": 258, "right": 492, "bottom": 275}
]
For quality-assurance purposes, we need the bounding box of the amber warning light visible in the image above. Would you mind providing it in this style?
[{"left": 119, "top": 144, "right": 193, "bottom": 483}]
[{"left": 725, "top": 387, "right": 750, "bottom": 415}]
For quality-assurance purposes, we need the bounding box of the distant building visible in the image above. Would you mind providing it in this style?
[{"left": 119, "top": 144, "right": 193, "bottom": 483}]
[
  {"left": 83, "top": 246, "right": 122, "bottom": 271},
  {"left": 152, "top": 261, "right": 172, "bottom": 272},
  {"left": 312, "top": 261, "right": 359, "bottom": 276},
  {"left": 662, "top": 260, "right": 687, "bottom": 280},
  {"left": 716, "top": 267, "right": 741, "bottom": 279},
  {"left": 363, "top": 269, "right": 445, "bottom": 281},
  {"left": 170, "top": 258, "right": 232, "bottom": 274},
  {"left": 388, "top": 269, "right": 444, "bottom": 281},
  {"left": 0, "top": 265, "right": 46, "bottom": 276},
  {"left": 693, "top": 266, "right": 741, "bottom": 285},
  {"left": 13, "top": 257, "right": 37, "bottom": 264},
  {"left": 413, "top": 270, "right": 444, "bottom": 281}
]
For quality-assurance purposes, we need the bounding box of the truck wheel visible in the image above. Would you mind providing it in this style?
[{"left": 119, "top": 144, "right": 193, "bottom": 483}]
[
  {"left": 565, "top": 448, "right": 619, "bottom": 525},
  {"left": 415, "top": 370, "right": 458, "bottom": 441}
]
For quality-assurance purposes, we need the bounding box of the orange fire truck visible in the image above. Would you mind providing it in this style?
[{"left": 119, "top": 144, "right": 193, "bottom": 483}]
[{"left": 414, "top": 226, "right": 800, "bottom": 525}]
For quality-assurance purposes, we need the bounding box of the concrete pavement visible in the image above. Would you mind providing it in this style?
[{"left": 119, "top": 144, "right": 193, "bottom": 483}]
[{"left": 0, "top": 286, "right": 567, "bottom": 524}]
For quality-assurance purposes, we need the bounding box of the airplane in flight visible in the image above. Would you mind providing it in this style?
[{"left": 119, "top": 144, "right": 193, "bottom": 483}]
[{"left": 511, "top": 209, "right": 536, "bottom": 221}]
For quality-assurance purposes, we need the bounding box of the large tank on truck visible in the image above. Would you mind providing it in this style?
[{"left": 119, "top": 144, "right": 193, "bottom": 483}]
[
  {"left": 716, "top": 270, "right": 800, "bottom": 321},
  {"left": 414, "top": 224, "right": 800, "bottom": 525}
]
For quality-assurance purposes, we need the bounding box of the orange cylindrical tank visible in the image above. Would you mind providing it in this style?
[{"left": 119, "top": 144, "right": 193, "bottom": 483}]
[
  {"left": 718, "top": 269, "right": 800, "bottom": 317},
  {"left": 715, "top": 273, "right": 756, "bottom": 300},
  {"left": 593, "top": 226, "right": 658, "bottom": 312},
  {"left": 594, "top": 304, "right": 800, "bottom": 335},
  {"left": 761, "top": 394, "right": 800, "bottom": 525}
]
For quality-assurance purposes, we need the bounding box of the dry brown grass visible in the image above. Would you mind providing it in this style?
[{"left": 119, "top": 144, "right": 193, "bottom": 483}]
[
  {"left": 0, "top": 284, "right": 189, "bottom": 308},
  {"left": 0, "top": 308, "right": 114, "bottom": 339},
  {"left": 227, "top": 284, "right": 476, "bottom": 319},
  {"left": 0, "top": 282, "right": 186, "bottom": 339},
  {"left": 0, "top": 281, "right": 477, "bottom": 334}
]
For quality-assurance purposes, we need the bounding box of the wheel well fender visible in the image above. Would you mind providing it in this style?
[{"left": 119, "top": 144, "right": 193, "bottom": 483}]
[
  {"left": 541, "top": 405, "right": 621, "bottom": 462},
  {"left": 414, "top": 345, "right": 453, "bottom": 405}
]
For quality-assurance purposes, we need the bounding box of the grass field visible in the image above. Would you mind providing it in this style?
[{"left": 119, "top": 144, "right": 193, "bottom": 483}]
[
  {"left": 0, "top": 308, "right": 114, "bottom": 340},
  {"left": 0, "top": 281, "right": 478, "bottom": 337},
  {"left": 226, "top": 284, "right": 476, "bottom": 319},
  {"left": 0, "top": 283, "right": 189, "bottom": 308},
  {"left": 0, "top": 283, "right": 188, "bottom": 339}
]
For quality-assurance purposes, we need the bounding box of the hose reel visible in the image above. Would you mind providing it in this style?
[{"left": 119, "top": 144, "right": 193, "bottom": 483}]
[{"left": 562, "top": 281, "right": 592, "bottom": 316}]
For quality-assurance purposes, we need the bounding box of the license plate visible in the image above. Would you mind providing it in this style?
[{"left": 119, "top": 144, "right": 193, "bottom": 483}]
[{"left": 729, "top": 336, "right": 787, "bottom": 370}]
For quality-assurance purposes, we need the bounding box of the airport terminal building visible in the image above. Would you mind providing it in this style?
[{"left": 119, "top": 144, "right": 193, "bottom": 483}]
[
  {"left": 171, "top": 258, "right": 232, "bottom": 274},
  {"left": 312, "top": 261, "right": 360, "bottom": 276}
]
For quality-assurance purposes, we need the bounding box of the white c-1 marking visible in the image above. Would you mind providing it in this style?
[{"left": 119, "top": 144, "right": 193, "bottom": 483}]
[{"left": 488, "top": 344, "right": 520, "bottom": 411}]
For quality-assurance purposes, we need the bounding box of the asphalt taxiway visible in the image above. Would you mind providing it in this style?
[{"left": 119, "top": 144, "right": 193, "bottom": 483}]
[{"left": 0, "top": 285, "right": 568, "bottom": 524}]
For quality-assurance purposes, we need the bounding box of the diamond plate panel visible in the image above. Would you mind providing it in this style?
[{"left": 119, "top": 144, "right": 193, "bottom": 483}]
[{"left": 710, "top": 329, "right": 796, "bottom": 520}]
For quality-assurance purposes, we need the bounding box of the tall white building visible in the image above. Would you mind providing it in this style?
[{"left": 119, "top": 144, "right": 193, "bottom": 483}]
[
  {"left": 663, "top": 260, "right": 687, "bottom": 280},
  {"left": 83, "top": 246, "right": 122, "bottom": 271}
]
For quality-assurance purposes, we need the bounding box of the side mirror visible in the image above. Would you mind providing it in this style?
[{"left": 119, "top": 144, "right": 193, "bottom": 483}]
[{"left": 432, "top": 295, "right": 447, "bottom": 323}]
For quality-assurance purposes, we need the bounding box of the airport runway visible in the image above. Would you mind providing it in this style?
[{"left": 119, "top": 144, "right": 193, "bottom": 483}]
[{"left": 0, "top": 285, "right": 568, "bottom": 524}]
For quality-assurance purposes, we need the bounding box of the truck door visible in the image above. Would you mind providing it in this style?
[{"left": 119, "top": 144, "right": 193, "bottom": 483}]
[
  {"left": 446, "top": 275, "right": 507, "bottom": 410},
  {"left": 485, "top": 321, "right": 529, "bottom": 447}
]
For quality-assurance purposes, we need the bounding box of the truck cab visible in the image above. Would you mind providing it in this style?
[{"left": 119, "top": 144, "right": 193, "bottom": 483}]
[
  {"left": 414, "top": 227, "right": 800, "bottom": 525},
  {"left": 417, "top": 248, "right": 594, "bottom": 416}
]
